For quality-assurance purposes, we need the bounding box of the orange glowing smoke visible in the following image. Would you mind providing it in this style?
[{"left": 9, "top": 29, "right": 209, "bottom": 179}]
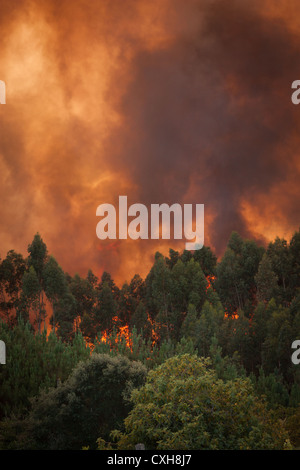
[{"left": 0, "top": 0, "right": 300, "bottom": 288}]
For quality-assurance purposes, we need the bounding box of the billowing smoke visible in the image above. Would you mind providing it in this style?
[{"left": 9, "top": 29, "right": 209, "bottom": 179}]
[{"left": 0, "top": 0, "right": 299, "bottom": 284}]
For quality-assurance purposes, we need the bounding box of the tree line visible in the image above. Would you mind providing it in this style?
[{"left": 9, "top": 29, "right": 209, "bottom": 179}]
[{"left": 0, "top": 230, "right": 299, "bottom": 449}]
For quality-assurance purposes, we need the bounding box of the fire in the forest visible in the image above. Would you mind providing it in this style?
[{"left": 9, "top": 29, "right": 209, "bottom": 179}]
[{"left": 206, "top": 275, "right": 216, "bottom": 291}]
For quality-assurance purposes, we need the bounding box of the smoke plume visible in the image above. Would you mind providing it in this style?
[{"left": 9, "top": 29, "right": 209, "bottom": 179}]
[{"left": 0, "top": 0, "right": 299, "bottom": 284}]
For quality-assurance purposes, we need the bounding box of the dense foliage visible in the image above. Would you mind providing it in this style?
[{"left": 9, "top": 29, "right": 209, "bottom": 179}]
[
  {"left": 113, "top": 354, "right": 290, "bottom": 450},
  {"left": 0, "top": 230, "right": 299, "bottom": 449},
  {"left": 1, "top": 354, "right": 146, "bottom": 450}
]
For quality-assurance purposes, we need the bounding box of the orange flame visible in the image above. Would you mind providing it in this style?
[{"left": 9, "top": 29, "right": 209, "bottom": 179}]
[
  {"left": 224, "top": 309, "right": 239, "bottom": 319},
  {"left": 206, "top": 275, "right": 216, "bottom": 291},
  {"left": 147, "top": 314, "right": 159, "bottom": 346},
  {"left": 100, "top": 316, "right": 132, "bottom": 350}
]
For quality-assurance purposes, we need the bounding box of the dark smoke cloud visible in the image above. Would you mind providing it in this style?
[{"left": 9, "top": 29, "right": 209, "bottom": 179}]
[
  {"left": 0, "top": 0, "right": 299, "bottom": 284},
  {"left": 108, "top": 0, "right": 300, "bottom": 251}
]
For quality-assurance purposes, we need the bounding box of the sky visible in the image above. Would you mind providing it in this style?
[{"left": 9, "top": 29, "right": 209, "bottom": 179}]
[{"left": 0, "top": 0, "right": 299, "bottom": 285}]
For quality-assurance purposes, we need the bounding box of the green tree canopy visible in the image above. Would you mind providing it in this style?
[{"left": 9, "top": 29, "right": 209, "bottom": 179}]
[
  {"left": 114, "top": 354, "right": 289, "bottom": 450},
  {"left": 255, "top": 253, "right": 278, "bottom": 303},
  {"left": 8, "top": 354, "right": 147, "bottom": 450}
]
